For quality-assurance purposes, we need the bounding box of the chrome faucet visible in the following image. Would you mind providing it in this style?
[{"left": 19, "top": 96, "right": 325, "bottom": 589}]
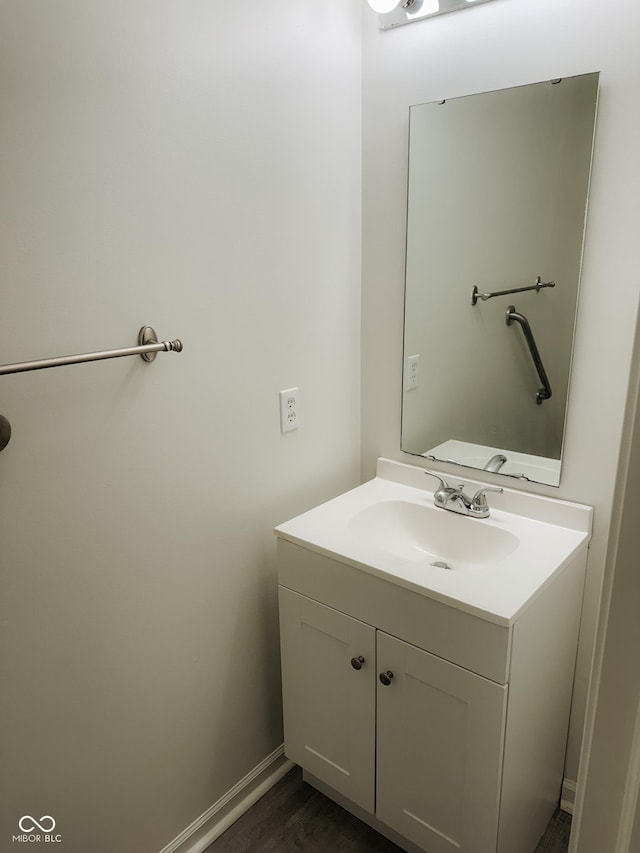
[
  {"left": 424, "top": 471, "right": 503, "bottom": 519},
  {"left": 484, "top": 453, "right": 508, "bottom": 473}
]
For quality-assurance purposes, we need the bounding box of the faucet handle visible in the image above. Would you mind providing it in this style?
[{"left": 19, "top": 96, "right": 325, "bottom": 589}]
[
  {"left": 424, "top": 470, "right": 450, "bottom": 490},
  {"left": 472, "top": 486, "right": 503, "bottom": 509}
]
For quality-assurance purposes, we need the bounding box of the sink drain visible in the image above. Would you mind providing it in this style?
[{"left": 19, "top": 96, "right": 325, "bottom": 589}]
[{"left": 430, "top": 560, "right": 452, "bottom": 570}]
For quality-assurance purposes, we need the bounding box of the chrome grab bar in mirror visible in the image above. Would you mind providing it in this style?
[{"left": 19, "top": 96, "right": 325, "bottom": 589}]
[
  {"left": 505, "top": 306, "right": 552, "bottom": 405},
  {"left": 471, "top": 276, "right": 555, "bottom": 306}
]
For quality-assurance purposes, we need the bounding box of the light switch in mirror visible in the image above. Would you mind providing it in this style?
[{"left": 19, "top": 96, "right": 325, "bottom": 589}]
[{"left": 401, "top": 72, "right": 599, "bottom": 487}]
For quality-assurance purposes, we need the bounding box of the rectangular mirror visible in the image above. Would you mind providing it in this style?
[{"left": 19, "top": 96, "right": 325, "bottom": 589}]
[{"left": 401, "top": 72, "right": 599, "bottom": 486}]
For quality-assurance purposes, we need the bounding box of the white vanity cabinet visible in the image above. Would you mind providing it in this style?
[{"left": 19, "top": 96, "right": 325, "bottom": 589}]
[
  {"left": 278, "top": 588, "right": 377, "bottom": 813},
  {"left": 375, "top": 630, "right": 506, "bottom": 853},
  {"left": 277, "top": 536, "right": 587, "bottom": 853}
]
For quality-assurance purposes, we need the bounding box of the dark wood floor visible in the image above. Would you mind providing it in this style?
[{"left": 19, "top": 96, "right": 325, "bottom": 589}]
[{"left": 205, "top": 766, "right": 572, "bottom": 852}]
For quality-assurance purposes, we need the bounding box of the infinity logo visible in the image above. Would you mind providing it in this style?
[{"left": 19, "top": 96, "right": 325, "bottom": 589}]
[{"left": 18, "top": 816, "right": 56, "bottom": 833}]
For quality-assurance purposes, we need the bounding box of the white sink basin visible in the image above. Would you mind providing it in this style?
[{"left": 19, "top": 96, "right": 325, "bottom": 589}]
[
  {"left": 347, "top": 499, "right": 520, "bottom": 569},
  {"left": 274, "top": 458, "right": 592, "bottom": 625}
]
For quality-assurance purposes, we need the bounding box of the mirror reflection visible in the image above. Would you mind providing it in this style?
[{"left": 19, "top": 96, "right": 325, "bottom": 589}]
[{"left": 401, "top": 73, "right": 599, "bottom": 486}]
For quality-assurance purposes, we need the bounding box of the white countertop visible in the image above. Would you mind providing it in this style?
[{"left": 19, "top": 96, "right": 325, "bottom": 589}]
[{"left": 274, "top": 458, "right": 592, "bottom": 626}]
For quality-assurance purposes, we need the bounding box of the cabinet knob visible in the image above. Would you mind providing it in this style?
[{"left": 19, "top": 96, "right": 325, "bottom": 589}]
[
  {"left": 350, "top": 656, "right": 365, "bottom": 670},
  {"left": 379, "top": 671, "right": 394, "bottom": 686}
]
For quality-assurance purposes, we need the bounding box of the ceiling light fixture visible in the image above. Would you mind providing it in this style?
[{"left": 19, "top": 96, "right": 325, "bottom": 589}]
[
  {"left": 367, "top": 0, "right": 417, "bottom": 11},
  {"left": 367, "top": 0, "right": 498, "bottom": 30}
]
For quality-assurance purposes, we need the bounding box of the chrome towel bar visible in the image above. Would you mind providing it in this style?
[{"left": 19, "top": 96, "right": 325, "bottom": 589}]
[
  {"left": 0, "top": 326, "right": 183, "bottom": 376},
  {"left": 471, "top": 276, "right": 555, "bottom": 305},
  {"left": 0, "top": 326, "right": 182, "bottom": 452}
]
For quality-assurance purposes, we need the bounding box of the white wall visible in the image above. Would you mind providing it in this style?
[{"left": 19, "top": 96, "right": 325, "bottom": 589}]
[
  {"left": 574, "top": 313, "right": 640, "bottom": 851},
  {"left": 0, "top": 2, "right": 361, "bottom": 851},
  {"left": 361, "top": 0, "right": 640, "bottom": 785}
]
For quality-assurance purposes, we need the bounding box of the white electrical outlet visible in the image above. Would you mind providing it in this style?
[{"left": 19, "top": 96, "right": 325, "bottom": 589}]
[
  {"left": 279, "top": 387, "right": 300, "bottom": 433},
  {"left": 405, "top": 354, "right": 420, "bottom": 391}
]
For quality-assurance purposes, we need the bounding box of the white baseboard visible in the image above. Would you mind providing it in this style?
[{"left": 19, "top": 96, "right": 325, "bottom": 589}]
[
  {"left": 561, "top": 777, "right": 577, "bottom": 815},
  {"left": 158, "top": 745, "right": 294, "bottom": 853}
]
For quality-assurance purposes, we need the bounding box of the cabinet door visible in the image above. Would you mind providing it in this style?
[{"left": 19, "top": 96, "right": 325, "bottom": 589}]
[
  {"left": 376, "top": 631, "right": 507, "bottom": 853},
  {"left": 278, "top": 586, "right": 376, "bottom": 812}
]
